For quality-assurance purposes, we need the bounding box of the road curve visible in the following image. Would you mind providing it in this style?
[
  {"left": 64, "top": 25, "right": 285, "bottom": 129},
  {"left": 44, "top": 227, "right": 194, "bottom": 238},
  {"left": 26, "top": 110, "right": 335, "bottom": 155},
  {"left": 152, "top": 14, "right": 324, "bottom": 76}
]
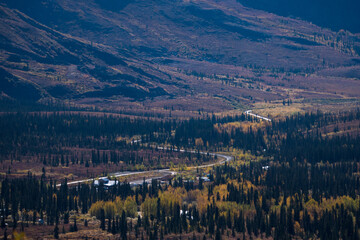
[
  {"left": 245, "top": 110, "right": 271, "bottom": 122},
  {"left": 61, "top": 147, "right": 234, "bottom": 187}
]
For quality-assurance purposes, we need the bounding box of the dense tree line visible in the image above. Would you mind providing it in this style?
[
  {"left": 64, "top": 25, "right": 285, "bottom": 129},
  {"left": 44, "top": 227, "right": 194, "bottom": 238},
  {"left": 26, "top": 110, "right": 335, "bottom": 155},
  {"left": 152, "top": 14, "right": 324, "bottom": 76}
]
[
  {"left": 1, "top": 160, "right": 359, "bottom": 239},
  {"left": 4, "top": 109, "right": 357, "bottom": 162},
  {"left": 0, "top": 112, "right": 249, "bottom": 166},
  {"left": 0, "top": 109, "right": 359, "bottom": 238}
]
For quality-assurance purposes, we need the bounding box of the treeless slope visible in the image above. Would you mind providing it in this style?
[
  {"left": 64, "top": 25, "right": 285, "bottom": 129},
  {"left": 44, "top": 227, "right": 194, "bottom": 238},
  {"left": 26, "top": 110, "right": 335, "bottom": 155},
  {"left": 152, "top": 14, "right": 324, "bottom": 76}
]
[{"left": 0, "top": 0, "right": 359, "bottom": 114}]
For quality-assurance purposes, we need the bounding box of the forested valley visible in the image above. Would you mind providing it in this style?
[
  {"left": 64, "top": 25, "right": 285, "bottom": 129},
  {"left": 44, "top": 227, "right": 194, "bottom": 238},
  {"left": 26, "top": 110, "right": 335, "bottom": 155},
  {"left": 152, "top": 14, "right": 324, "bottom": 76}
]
[{"left": 0, "top": 109, "right": 360, "bottom": 239}]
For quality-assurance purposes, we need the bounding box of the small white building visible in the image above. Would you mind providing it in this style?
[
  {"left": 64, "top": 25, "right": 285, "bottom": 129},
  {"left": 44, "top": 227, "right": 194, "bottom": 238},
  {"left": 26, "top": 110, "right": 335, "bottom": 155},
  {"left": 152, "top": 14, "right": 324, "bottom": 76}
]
[
  {"left": 94, "top": 177, "right": 116, "bottom": 189},
  {"left": 197, "top": 176, "right": 210, "bottom": 182}
]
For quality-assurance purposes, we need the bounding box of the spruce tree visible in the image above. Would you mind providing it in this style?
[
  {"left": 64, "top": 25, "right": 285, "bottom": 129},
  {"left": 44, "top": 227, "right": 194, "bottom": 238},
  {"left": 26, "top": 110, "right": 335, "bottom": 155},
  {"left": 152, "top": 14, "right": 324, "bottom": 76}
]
[
  {"left": 54, "top": 224, "right": 59, "bottom": 239},
  {"left": 100, "top": 209, "right": 106, "bottom": 230},
  {"left": 73, "top": 217, "right": 78, "bottom": 232}
]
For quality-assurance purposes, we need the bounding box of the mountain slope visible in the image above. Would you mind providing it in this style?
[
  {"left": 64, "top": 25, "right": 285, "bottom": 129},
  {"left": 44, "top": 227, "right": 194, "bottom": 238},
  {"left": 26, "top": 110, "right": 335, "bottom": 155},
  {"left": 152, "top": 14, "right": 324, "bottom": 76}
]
[
  {"left": 1, "top": 0, "right": 360, "bottom": 114},
  {"left": 0, "top": 5, "right": 176, "bottom": 102},
  {"left": 237, "top": 0, "right": 360, "bottom": 33}
]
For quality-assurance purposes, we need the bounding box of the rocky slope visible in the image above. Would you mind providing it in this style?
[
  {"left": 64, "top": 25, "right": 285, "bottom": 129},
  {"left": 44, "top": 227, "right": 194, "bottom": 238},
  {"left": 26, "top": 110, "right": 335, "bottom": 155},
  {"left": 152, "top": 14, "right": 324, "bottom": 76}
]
[{"left": 1, "top": 0, "right": 359, "bottom": 114}]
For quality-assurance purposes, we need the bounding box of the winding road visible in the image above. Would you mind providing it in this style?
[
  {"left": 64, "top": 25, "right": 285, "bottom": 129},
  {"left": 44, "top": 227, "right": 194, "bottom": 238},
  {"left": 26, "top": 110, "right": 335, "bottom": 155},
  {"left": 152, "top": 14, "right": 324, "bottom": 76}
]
[
  {"left": 61, "top": 147, "right": 234, "bottom": 187},
  {"left": 245, "top": 110, "right": 272, "bottom": 122},
  {"left": 60, "top": 109, "right": 269, "bottom": 187}
]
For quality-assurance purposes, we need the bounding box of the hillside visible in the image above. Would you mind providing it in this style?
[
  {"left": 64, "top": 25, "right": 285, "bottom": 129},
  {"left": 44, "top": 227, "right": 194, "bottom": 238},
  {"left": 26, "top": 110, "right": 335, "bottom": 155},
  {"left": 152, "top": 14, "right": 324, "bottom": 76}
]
[
  {"left": 1, "top": 0, "right": 360, "bottom": 115},
  {"left": 237, "top": 0, "right": 360, "bottom": 33}
]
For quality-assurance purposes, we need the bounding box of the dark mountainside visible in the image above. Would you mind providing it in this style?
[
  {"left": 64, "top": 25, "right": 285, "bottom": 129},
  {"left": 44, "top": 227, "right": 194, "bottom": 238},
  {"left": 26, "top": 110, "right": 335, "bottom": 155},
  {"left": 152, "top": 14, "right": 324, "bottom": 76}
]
[
  {"left": 0, "top": 0, "right": 360, "bottom": 114},
  {"left": 237, "top": 0, "right": 360, "bottom": 33}
]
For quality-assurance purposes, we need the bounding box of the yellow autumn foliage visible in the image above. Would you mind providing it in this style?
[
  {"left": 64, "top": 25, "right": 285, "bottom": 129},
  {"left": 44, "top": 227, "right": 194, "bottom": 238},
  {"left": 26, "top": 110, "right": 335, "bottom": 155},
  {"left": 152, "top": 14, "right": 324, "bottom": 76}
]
[
  {"left": 103, "top": 201, "right": 116, "bottom": 219},
  {"left": 89, "top": 201, "right": 105, "bottom": 219},
  {"left": 141, "top": 197, "right": 157, "bottom": 218},
  {"left": 124, "top": 196, "right": 137, "bottom": 218},
  {"left": 89, "top": 196, "right": 137, "bottom": 219},
  {"left": 12, "top": 232, "right": 26, "bottom": 240}
]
